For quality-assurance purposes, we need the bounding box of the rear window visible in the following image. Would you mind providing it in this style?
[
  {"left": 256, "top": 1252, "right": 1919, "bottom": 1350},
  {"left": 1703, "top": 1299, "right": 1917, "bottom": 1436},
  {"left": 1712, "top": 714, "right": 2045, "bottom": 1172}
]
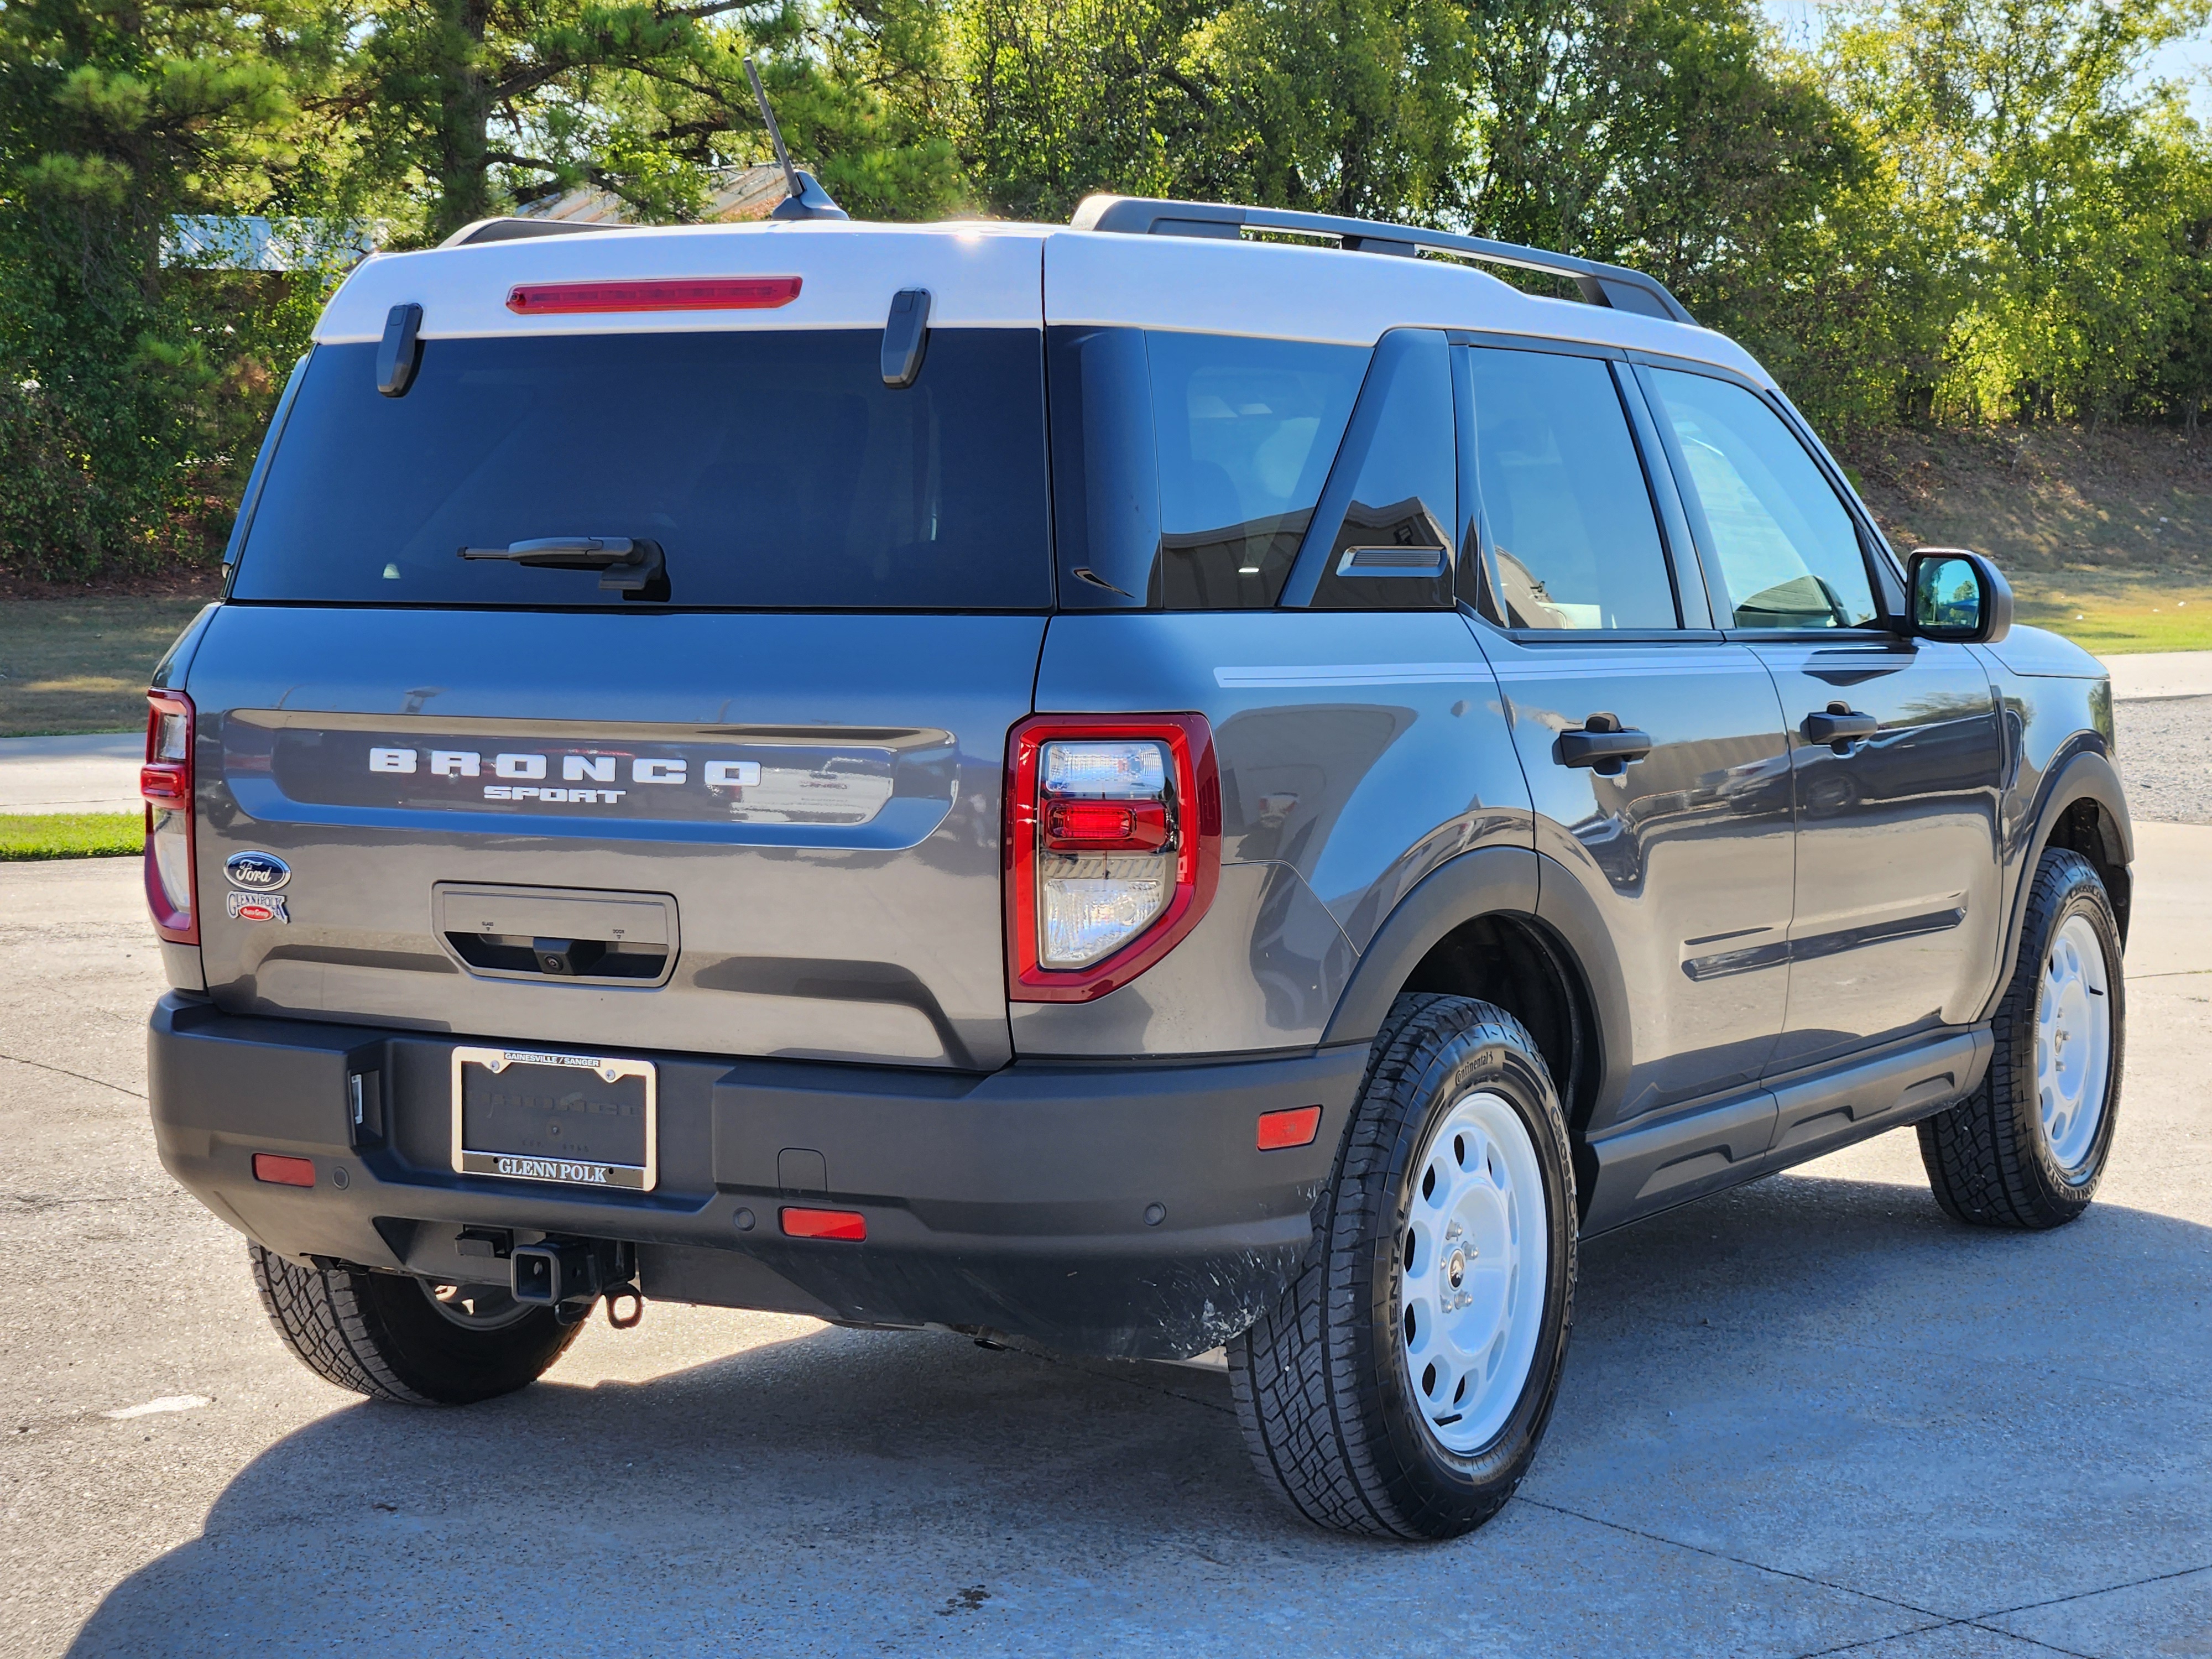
[{"left": 231, "top": 329, "right": 1052, "bottom": 609}]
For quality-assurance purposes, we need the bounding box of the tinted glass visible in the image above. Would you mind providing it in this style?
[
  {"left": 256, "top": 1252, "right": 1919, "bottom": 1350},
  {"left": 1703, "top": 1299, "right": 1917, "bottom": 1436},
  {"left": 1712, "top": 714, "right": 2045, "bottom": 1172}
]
[
  {"left": 1148, "top": 333, "right": 1365, "bottom": 608},
  {"left": 1465, "top": 348, "right": 1677, "bottom": 629},
  {"left": 1310, "top": 328, "right": 1456, "bottom": 609},
  {"left": 233, "top": 330, "right": 1051, "bottom": 609},
  {"left": 1648, "top": 368, "right": 1876, "bottom": 629}
]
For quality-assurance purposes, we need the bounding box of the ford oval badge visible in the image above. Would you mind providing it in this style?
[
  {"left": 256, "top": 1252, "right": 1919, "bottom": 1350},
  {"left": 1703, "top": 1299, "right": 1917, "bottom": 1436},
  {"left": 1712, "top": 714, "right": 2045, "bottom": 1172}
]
[{"left": 225, "top": 851, "right": 291, "bottom": 891}]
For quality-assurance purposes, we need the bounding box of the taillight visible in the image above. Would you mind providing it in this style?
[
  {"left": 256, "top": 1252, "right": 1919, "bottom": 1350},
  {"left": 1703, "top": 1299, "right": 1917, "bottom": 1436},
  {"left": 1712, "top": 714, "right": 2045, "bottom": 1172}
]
[
  {"left": 1005, "top": 715, "right": 1220, "bottom": 1003},
  {"left": 143, "top": 690, "right": 196, "bottom": 945}
]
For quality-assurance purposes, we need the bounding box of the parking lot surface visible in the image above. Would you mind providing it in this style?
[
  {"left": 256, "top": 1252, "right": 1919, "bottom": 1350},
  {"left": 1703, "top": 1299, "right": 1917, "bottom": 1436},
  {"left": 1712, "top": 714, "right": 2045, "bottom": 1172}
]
[{"left": 3, "top": 835, "right": 2206, "bottom": 1658}]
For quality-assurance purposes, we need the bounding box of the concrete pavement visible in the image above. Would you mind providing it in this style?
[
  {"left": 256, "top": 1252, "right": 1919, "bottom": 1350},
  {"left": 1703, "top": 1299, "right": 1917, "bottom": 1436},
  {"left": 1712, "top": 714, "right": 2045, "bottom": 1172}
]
[
  {"left": 2101, "top": 649, "right": 2212, "bottom": 702},
  {"left": 0, "top": 733, "right": 141, "bottom": 817},
  {"left": 1, "top": 830, "right": 2206, "bottom": 1657}
]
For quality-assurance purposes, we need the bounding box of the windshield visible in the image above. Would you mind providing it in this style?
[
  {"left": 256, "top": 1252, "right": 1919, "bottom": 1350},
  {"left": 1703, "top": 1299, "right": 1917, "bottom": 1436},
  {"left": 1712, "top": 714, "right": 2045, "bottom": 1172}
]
[{"left": 231, "top": 328, "right": 1052, "bottom": 609}]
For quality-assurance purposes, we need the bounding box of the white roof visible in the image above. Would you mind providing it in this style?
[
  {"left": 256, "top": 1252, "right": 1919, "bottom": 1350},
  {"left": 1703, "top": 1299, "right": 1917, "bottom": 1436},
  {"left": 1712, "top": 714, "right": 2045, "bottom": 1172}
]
[{"left": 314, "top": 216, "right": 1768, "bottom": 383}]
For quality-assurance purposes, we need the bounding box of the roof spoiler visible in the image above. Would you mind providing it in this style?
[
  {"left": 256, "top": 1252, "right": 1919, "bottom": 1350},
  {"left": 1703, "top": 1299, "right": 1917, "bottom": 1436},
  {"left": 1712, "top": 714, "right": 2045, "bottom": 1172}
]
[{"left": 439, "top": 217, "right": 626, "bottom": 249}]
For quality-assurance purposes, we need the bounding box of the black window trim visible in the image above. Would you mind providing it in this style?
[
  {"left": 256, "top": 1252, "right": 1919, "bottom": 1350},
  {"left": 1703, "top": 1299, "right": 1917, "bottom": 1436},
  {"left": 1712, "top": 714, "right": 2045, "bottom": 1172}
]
[
  {"left": 1279, "top": 326, "right": 1457, "bottom": 612},
  {"left": 1446, "top": 331, "right": 1713, "bottom": 644}
]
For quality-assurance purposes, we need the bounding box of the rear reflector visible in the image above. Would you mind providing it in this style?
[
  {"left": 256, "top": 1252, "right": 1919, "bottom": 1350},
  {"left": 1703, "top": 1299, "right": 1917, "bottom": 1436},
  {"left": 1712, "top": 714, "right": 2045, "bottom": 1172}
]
[
  {"left": 1256, "top": 1106, "right": 1323, "bottom": 1151},
  {"left": 780, "top": 1207, "right": 866, "bottom": 1241},
  {"left": 505, "top": 276, "right": 802, "bottom": 315},
  {"left": 252, "top": 1153, "right": 315, "bottom": 1188}
]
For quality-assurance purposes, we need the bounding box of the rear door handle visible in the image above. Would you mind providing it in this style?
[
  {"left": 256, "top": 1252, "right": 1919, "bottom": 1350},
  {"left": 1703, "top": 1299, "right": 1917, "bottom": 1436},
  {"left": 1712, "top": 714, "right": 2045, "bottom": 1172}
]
[
  {"left": 1803, "top": 704, "right": 1879, "bottom": 752},
  {"left": 1556, "top": 714, "right": 1653, "bottom": 775}
]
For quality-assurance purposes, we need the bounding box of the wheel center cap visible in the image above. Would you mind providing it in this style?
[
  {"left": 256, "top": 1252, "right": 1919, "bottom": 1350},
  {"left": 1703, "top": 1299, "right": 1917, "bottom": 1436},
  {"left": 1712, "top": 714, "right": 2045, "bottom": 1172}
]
[{"left": 1447, "top": 1249, "right": 1468, "bottom": 1288}]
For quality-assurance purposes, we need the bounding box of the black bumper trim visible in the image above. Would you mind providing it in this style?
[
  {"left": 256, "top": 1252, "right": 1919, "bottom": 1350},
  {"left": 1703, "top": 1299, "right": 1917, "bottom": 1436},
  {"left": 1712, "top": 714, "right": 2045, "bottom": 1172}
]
[{"left": 148, "top": 994, "right": 1368, "bottom": 1358}]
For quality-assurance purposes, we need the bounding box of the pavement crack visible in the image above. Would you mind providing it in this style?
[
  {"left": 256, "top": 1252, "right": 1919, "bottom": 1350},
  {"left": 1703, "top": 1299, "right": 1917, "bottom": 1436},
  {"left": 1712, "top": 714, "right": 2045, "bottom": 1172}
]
[
  {"left": 0, "top": 1192, "right": 144, "bottom": 1211},
  {"left": 1968, "top": 1558, "right": 2212, "bottom": 1620},
  {"left": 1518, "top": 1496, "right": 1953, "bottom": 1624},
  {"left": 1525, "top": 1497, "right": 2139, "bottom": 1659},
  {"left": 1793, "top": 1624, "right": 2093, "bottom": 1658},
  {"left": 0, "top": 1050, "right": 145, "bottom": 1100}
]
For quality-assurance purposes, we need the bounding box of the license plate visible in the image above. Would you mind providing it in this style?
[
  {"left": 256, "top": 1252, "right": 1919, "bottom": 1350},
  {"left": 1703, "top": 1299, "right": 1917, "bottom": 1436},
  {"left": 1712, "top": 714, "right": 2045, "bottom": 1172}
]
[{"left": 450, "top": 1047, "right": 657, "bottom": 1191}]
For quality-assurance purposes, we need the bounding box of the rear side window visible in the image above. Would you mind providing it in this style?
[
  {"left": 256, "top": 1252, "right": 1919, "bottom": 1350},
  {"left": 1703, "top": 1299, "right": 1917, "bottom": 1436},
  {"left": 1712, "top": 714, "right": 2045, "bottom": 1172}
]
[
  {"left": 1149, "top": 333, "right": 1365, "bottom": 608},
  {"left": 1465, "top": 348, "right": 1677, "bottom": 630},
  {"left": 1045, "top": 327, "right": 1365, "bottom": 609},
  {"left": 1646, "top": 368, "right": 1876, "bottom": 630},
  {"left": 231, "top": 330, "right": 1052, "bottom": 609}
]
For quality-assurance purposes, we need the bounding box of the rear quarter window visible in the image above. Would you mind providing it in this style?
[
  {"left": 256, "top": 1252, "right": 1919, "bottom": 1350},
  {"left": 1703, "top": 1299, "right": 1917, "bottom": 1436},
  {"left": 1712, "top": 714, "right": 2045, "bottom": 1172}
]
[
  {"left": 1045, "top": 327, "right": 1366, "bottom": 609},
  {"left": 231, "top": 328, "right": 1052, "bottom": 610}
]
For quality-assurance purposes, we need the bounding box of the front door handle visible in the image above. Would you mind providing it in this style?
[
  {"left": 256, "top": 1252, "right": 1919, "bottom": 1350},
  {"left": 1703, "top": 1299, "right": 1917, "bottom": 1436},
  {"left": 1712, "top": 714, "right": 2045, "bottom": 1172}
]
[
  {"left": 1803, "top": 703, "right": 1879, "bottom": 753},
  {"left": 1556, "top": 713, "right": 1653, "bottom": 776}
]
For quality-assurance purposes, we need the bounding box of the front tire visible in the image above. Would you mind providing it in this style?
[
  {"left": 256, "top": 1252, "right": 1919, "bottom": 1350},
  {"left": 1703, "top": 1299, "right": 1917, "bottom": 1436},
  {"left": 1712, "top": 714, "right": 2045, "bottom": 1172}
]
[
  {"left": 250, "top": 1244, "right": 582, "bottom": 1405},
  {"left": 1230, "top": 994, "right": 1577, "bottom": 1539},
  {"left": 1918, "top": 847, "right": 2125, "bottom": 1229}
]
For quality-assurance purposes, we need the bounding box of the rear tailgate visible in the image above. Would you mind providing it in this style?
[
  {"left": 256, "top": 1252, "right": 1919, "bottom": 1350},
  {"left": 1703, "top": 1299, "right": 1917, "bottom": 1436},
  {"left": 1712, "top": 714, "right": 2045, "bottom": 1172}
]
[
  {"left": 191, "top": 225, "right": 1050, "bottom": 1069},
  {"left": 187, "top": 609, "right": 1035, "bottom": 1067}
]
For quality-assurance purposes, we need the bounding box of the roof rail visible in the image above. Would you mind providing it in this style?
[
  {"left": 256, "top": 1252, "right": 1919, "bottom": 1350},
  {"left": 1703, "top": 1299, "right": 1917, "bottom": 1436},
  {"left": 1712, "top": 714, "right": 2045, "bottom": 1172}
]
[
  {"left": 439, "top": 217, "right": 626, "bottom": 249},
  {"left": 1069, "top": 195, "right": 1694, "bottom": 326}
]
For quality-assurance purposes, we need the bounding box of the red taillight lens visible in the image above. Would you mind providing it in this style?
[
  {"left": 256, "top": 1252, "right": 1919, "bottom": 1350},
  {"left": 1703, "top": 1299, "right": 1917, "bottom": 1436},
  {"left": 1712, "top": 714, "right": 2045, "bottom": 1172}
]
[
  {"left": 252, "top": 1153, "right": 315, "bottom": 1187},
  {"left": 1005, "top": 714, "right": 1220, "bottom": 1004},
  {"left": 780, "top": 1207, "right": 867, "bottom": 1241},
  {"left": 143, "top": 691, "right": 196, "bottom": 945},
  {"left": 505, "top": 276, "right": 802, "bottom": 315},
  {"left": 1256, "top": 1106, "right": 1324, "bottom": 1151},
  {"left": 1042, "top": 798, "right": 1170, "bottom": 852}
]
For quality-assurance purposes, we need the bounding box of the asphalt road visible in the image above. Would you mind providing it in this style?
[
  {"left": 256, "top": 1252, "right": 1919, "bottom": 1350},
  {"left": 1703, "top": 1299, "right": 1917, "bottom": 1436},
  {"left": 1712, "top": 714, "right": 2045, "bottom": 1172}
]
[{"left": 3, "top": 838, "right": 2207, "bottom": 1659}]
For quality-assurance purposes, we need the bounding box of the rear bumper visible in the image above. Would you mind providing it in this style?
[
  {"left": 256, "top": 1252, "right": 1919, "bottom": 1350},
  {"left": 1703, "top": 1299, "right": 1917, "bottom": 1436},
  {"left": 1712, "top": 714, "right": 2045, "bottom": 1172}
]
[{"left": 148, "top": 993, "right": 1366, "bottom": 1359}]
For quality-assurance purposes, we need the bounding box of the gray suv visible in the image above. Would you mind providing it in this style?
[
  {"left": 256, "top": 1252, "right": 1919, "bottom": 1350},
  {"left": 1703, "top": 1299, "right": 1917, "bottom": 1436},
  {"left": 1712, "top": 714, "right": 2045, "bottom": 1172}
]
[{"left": 143, "top": 192, "right": 2131, "bottom": 1540}]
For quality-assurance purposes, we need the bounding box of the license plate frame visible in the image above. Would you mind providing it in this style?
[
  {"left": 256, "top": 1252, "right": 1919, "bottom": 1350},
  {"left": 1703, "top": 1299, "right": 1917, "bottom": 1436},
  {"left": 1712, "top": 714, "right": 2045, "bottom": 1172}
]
[{"left": 450, "top": 1046, "right": 658, "bottom": 1192}]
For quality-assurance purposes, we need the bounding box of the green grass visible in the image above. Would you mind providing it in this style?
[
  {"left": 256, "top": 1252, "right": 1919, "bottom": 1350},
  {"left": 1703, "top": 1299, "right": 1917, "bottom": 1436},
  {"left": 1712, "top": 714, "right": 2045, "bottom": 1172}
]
[
  {"left": 2010, "top": 578, "right": 2212, "bottom": 654},
  {"left": 0, "top": 597, "right": 213, "bottom": 737},
  {"left": 0, "top": 811, "right": 142, "bottom": 860}
]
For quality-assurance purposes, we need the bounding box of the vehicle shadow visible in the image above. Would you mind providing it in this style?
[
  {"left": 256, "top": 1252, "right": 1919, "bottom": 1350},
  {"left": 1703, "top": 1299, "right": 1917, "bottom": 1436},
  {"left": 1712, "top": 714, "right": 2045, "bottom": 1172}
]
[{"left": 65, "top": 1169, "right": 2212, "bottom": 1657}]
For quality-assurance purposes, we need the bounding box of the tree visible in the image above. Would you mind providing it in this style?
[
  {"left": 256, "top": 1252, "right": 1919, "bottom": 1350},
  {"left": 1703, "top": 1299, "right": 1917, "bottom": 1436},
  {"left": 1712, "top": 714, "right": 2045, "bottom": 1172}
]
[
  {"left": 337, "top": 0, "right": 958, "bottom": 243},
  {"left": 0, "top": 0, "right": 337, "bottom": 573},
  {"left": 1819, "top": 0, "right": 2212, "bottom": 424}
]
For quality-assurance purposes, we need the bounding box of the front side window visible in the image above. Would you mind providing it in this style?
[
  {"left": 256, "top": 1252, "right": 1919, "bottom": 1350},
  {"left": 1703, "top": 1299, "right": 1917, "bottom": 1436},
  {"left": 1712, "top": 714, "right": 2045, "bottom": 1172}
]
[
  {"left": 1646, "top": 368, "right": 1877, "bottom": 630},
  {"left": 1464, "top": 347, "right": 1678, "bottom": 630}
]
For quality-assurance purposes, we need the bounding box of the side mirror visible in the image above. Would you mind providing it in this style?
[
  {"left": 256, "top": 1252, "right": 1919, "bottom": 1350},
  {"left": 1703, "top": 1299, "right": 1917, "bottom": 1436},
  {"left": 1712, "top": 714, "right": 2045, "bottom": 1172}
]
[{"left": 1905, "top": 547, "right": 2011, "bottom": 644}]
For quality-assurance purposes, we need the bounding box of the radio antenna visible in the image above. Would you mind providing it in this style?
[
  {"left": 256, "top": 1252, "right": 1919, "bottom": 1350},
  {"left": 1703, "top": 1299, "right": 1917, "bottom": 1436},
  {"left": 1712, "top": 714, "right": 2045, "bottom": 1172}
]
[{"left": 745, "top": 58, "right": 805, "bottom": 208}]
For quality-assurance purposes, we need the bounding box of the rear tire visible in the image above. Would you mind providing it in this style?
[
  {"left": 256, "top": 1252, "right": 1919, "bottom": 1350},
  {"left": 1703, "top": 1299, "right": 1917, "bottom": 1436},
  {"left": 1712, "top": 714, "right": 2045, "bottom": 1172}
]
[
  {"left": 250, "top": 1243, "right": 582, "bottom": 1404},
  {"left": 1229, "top": 994, "right": 1577, "bottom": 1539},
  {"left": 1918, "top": 847, "right": 2124, "bottom": 1229}
]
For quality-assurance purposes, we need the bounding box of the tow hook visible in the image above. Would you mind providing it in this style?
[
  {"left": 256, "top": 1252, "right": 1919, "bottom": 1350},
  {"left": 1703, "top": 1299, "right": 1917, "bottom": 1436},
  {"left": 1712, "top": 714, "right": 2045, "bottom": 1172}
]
[{"left": 604, "top": 1285, "right": 644, "bottom": 1330}]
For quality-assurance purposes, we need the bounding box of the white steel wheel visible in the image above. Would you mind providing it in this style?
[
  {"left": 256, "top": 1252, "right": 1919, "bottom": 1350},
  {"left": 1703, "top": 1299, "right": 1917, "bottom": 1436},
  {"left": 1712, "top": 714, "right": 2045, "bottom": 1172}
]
[
  {"left": 2037, "top": 911, "right": 2112, "bottom": 1175},
  {"left": 1397, "top": 1088, "right": 1549, "bottom": 1454}
]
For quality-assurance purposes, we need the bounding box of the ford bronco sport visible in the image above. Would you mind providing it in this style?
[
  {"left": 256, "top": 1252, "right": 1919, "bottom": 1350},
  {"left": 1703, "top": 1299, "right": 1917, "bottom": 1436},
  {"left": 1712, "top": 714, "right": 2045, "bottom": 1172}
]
[{"left": 144, "top": 187, "right": 2131, "bottom": 1540}]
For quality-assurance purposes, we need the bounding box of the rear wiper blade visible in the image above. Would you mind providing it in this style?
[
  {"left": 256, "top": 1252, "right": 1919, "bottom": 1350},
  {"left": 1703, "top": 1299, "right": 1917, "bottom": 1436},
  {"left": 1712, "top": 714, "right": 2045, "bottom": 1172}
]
[{"left": 457, "top": 536, "right": 668, "bottom": 599}]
